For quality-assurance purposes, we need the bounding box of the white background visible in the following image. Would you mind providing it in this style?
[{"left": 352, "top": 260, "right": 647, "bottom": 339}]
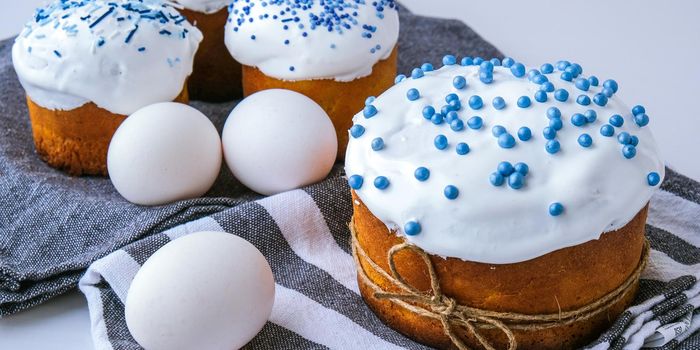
[{"left": 0, "top": 1, "right": 699, "bottom": 349}]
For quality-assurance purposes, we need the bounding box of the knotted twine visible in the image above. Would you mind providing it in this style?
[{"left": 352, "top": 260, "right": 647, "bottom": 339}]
[{"left": 349, "top": 221, "right": 650, "bottom": 350}]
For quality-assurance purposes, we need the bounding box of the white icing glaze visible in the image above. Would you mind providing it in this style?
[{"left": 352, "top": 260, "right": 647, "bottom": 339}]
[
  {"left": 12, "top": 0, "right": 202, "bottom": 115},
  {"left": 224, "top": 0, "right": 399, "bottom": 82},
  {"left": 345, "top": 61, "right": 665, "bottom": 264},
  {"left": 170, "top": 0, "right": 229, "bottom": 14}
]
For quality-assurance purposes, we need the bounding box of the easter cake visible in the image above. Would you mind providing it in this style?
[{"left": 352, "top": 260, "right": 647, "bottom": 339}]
[
  {"left": 345, "top": 57, "right": 664, "bottom": 349},
  {"left": 224, "top": 0, "right": 400, "bottom": 159},
  {"left": 12, "top": 0, "right": 201, "bottom": 176}
]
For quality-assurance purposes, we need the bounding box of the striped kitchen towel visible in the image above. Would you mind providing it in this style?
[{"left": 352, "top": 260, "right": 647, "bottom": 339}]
[{"left": 79, "top": 167, "right": 700, "bottom": 350}]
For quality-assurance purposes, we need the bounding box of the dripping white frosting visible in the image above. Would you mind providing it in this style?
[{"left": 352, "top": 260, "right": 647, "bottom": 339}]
[{"left": 170, "top": 0, "right": 230, "bottom": 14}]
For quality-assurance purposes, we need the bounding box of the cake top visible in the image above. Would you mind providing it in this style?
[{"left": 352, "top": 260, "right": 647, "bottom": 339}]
[
  {"left": 170, "top": 0, "right": 230, "bottom": 14},
  {"left": 224, "top": 0, "right": 399, "bottom": 82},
  {"left": 345, "top": 56, "right": 664, "bottom": 264},
  {"left": 12, "top": 0, "right": 202, "bottom": 115}
]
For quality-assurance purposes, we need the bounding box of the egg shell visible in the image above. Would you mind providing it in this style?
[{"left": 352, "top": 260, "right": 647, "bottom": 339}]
[
  {"left": 222, "top": 89, "right": 337, "bottom": 195},
  {"left": 125, "top": 231, "right": 275, "bottom": 350},
  {"left": 107, "top": 102, "right": 222, "bottom": 206}
]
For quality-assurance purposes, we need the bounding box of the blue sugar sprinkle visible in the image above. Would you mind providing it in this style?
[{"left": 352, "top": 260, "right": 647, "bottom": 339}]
[
  {"left": 571, "top": 113, "right": 587, "bottom": 127},
  {"left": 602, "top": 87, "right": 615, "bottom": 98},
  {"left": 348, "top": 175, "right": 364, "bottom": 190},
  {"left": 593, "top": 93, "right": 608, "bottom": 107},
  {"left": 371, "top": 137, "right": 384, "bottom": 151},
  {"left": 492, "top": 125, "right": 506, "bottom": 137},
  {"left": 508, "top": 173, "right": 524, "bottom": 189},
  {"left": 415, "top": 167, "right": 430, "bottom": 181},
  {"left": 479, "top": 71, "right": 493, "bottom": 84},
  {"left": 518, "top": 127, "right": 532, "bottom": 141},
  {"left": 443, "top": 55, "right": 457, "bottom": 65},
  {"left": 498, "top": 133, "right": 516, "bottom": 149},
  {"left": 576, "top": 95, "right": 591, "bottom": 106},
  {"left": 557, "top": 60, "right": 571, "bottom": 71},
  {"left": 647, "top": 172, "right": 661, "bottom": 186},
  {"left": 445, "top": 111, "right": 459, "bottom": 123},
  {"left": 480, "top": 61, "right": 494, "bottom": 72},
  {"left": 540, "top": 63, "right": 554, "bottom": 74},
  {"left": 406, "top": 88, "right": 420, "bottom": 101},
  {"left": 363, "top": 105, "right": 377, "bottom": 118},
  {"left": 549, "top": 202, "right": 564, "bottom": 216},
  {"left": 547, "top": 107, "right": 562, "bottom": 119},
  {"left": 434, "top": 134, "right": 448, "bottom": 150},
  {"left": 534, "top": 91, "right": 548, "bottom": 103},
  {"left": 549, "top": 118, "right": 563, "bottom": 131},
  {"left": 431, "top": 113, "right": 444, "bottom": 125},
  {"left": 554, "top": 89, "right": 569, "bottom": 102},
  {"left": 527, "top": 69, "right": 541, "bottom": 81},
  {"left": 394, "top": 74, "right": 406, "bottom": 84},
  {"left": 514, "top": 162, "right": 529, "bottom": 176},
  {"left": 404, "top": 221, "right": 421, "bottom": 236},
  {"left": 510, "top": 63, "right": 526, "bottom": 77},
  {"left": 589, "top": 76, "right": 600, "bottom": 86},
  {"left": 453, "top": 76, "right": 467, "bottom": 89},
  {"left": 584, "top": 110, "right": 597, "bottom": 123},
  {"left": 622, "top": 145, "right": 637, "bottom": 159},
  {"left": 411, "top": 68, "right": 424, "bottom": 79},
  {"left": 603, "top": 79, "right": 619, "bottom": 93},
  {"left": 448, "top": 99, "right": 462, "bottom": 111},
  {"left": 421, "top": 63, "right": 434, "bottom": 72},
  {"left": 468, "top": 95, "right": 483, "bottom": 110},
  {"left": 502, "top": 57, "right": 515, "bottom": 68},
  {"left": 350, "top": 125, "right": 365, "bottom": 138},
  {"left": 543, "top": 127, "right": 557, "bottom": 140},
  {"left": 422, "top": 106, "right": 436, "bottom": 119},
  {"left": 545, "top": 139, "right": 561, "bottom": 154},
  {"left": 600, "top": 124, "right": 615, "bottom": 137},
  {"left": 473, "top": 57, "right": 485, "bottom": 65},
  {"left": 609, "top": 114, "right": 624, "bottom": 127},
  {"left": 289, "top": 66, "right": 295, "bottom": 71},
  {"left": 560, "top": 72, "right": 573, "bottom": 82},
  {"left": 575, "top": 77, "right": 590, "bottom": 91},
  {"left": 532, "top": 74, "right": 548, "bottom": 85},
  {"left": 53, "top": 50, "right": 61, "bottom": 58},
  {"left": 632, "top": 105, "right": 646, "bottom": 116},
  {"left": 634, "top": 113, "right": 649, "bottom": 127},
  {"left": 450, "top": 119, "right": 464, "bottom": 131},
  {"left": 467, "top": 116, "right": 483, "bottom": 130},
  {"left": 444, "top": 185, "right": 459, "bottom": 200},
  {"left": 461, "top": 57, "right": 473, "bottom": 66},
  {"left": 578, "top": 133, "right": 593, "bottom": 148},
  {"left": 456, "top": 142, "right": 470, "bottom": 155},
  {"left": 446, "top": 93, "right": 459, "bottom": 103},
  {"left": 365, "top": 96, "right": 376, "bottom": 105},
  {"left": 517, "top": 96, "right": 532, "bottom": 108},
  {"left": 492, "top": 96, "right": 506, "bottom": 110},
  {"left": 137, "top": 47, "right": 146, "bottom": 52},
  {"left": 497, "top": 161, "right": 514, "bottom": 176},
  {"left": 374, "top": 176, "right": 390, "bottom": 190},
  {"left": 630, "top": 135, "right": 639, "bottom": 146},
  {"left": 618, "top": 132, "right": 632, "bottom": 145},
  {"left": 490, "top": 172, "right": 505, "bottom": 186},
  {"left": 89, "top": 6, "right": 114, "bottom": 29},
  {"left": 490, "top": 58, "right": 501, "bottom": 66}
]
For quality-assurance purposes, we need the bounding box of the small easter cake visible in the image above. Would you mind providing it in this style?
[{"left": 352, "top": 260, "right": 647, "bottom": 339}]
[
  {"left": 12, "top": 0, "right": 202, "bottom": 176},
  {"left": 224, "top": 0, "right": 399, "bottom": 159},
  {"left": 172, "top": 0, "right": 242, "bottom": 101},
  {"left": 345, "top": 57, "right": 664, "bottom": 349}
]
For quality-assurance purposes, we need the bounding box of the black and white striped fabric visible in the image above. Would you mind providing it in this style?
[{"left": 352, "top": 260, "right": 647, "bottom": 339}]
[{"left": 78, "top": 168, "right": 700, "bottom": 350}]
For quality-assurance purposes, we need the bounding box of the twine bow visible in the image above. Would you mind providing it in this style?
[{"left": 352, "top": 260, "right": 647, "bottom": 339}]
[{"left": 350, "top": 220, "right": 649, "bottom": 350}]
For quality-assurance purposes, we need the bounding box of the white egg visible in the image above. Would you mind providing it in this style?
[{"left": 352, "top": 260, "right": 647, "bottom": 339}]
[
  {"left": 125, "top": 231, "right": 275, "bottom": 350},
  {"left": 222, "top": 89, "right": 337, "bottom": 195},
  {"left": 107, "top": 102, "right": 222, "bottom": 206}
]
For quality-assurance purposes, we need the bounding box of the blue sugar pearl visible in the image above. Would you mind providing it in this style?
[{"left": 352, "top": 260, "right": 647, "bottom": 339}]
[
  {"left": 407, "top": 88, "right": 420, "bottom": 101},
  {"left": 632, "top": 105, "right": 646, "bottom": 116},
  {"left": 490, "top": 172, "right": 505, "bottom": 186},
  {"left": 444, "top": 185, "right": 459, "bottom": 200},
  {"left": 502, "top": 57, "right": 515, "bottom": 67},
  {"left": 541, "top": 82, "right": 555, "bottom": 92},
  {"left": 404, "top": 221, "right": 421, "bottom": 236},
  {"left": 394, "top": 74, "right": 406, "bottom": 84},
  {"left": 634, "top": 113, "right": 649, "bottom": 127},
  {"left": 593, "top": 93, "right": 608, "bottom": 107},
  {"left": 560, "top": 71, "right": 573, "bottom": 81},
  {"left": 518, "top": 127, "right": 532, "bottom": 141},
  {"left": 468, "top": 116, "right": 483, "bottom": 129},
  {"left": 517, "top": 96, "right": 532, "bottom": 108},
  {"left": 589, "top": 76, "right": 600, "bottom": 86},
  {"left": 421, "top": 63, "right": 434, "bottom": 72},
  {"left": 534, "top": 90, "right": 548, "bottom": 103},
  {"left": 443, "top": 55, "right": 457, "bottom": 65},
  {"left": 622, "top": 145, "right": 637, "bottom": 159},
  {"left": 508, "top": 173, "right": 524, "bottom": 189},
  {"left": 647, "top": 172, "right": 661, "bottom": 186},
  {"left": 363, "top": 105, "right": 377, "bottom": 118},
  {"left": 600, "top": 124, "right": 615, "bottom": 137},
  {"left": 603, "top": 79, "right": 619, "bottom": 93},
  {"left": 549, "top": 118, "right": 563, "bottom": 131},
  {"left": 549, "top": 202, "right": 564, "bottom": 216},
  {"left": 492, "top": 125, "right": 507, "bottom": 137},
  {"left": 602, "top": 87, "right": 615, "bottom": 98},
  {"left": 480, "top": 61, "right": 494, "bottom": 72},
  {"left": 414, "top": 167, "right": 430, "bottom": 181},
  {"left": 570, "top": 63, "right": 583, "bottom": 76},
  {"left": 365, "top": 96, "right": 376, "bottom": 105},
  {"left": 630, "top": 135, "right": 639, "bottom": 146},
  {"left": 545, "top": 139, "right": 561, "bottom": 154},
  {"left": 441, "top": 105, "right": 451, "bottom": 115},
  {"left": 575, "top": 77, "right": 590, "bottom": 91},
  {"left": 584, "top": 110, "right": 597, "bottom": 123},
  {"left": 445, "top": 111, "right": 459, "bottom": 123},
  {"left": 431, "top": 113, "right": 444, "bottom": 125},
  {"left": 532, "top": 74, "right": 548, "bottom": 84},
  {"left": 348, "top": 175, "right": 364, "bottom": 190},
  {"left": 557, "top": 60, "right": 571, "bottom": 71},
  {"left": 469, "top": 95, "right": 484, "bottom": 110},
  {"left": 492, "top": 96, "right": 506, "bottom": 110},
  {"left": 448, "top": 99, "right": 462, "bottom": 111},
  {"left": 554, "top": 89, "right": 569, "bottom": 102},
  {"left": 510, "top": 63, "right": 526, "bottom": 77},
  {"left": 498, "top": 133, "right": 516, "bottom": 148},
  {"left": 461, "top": 57, "right": 474, "bottom": 66},
  {"left": 514, "top": 162, "right": 529, "bottom": 176},
  {"left": 490, "top": 58, "right": 502, "bottom": 66},
  {"left": 450, "top": 119, "right": 464, "bottom": 131},
  {"left": 473, "top": 57, "right": 485, "bottom": 65},
  {"left": 578, "top": 133, "right": 593, "bottom": 148},
  {"left": 446, "top": 93, "right": 459, "bottom": 103},
  {"left": 609, "top": 114, "right": 624, "bottom": 127},
  {"left": 371, "top": 137, "right": 384, "bottom": 151},
  {"left": 541, "top": 63, "right": 554, "bottom": 74},
  {"left": 527, "top": 69, "right": 541, "bottom": 81},
  {"left": 576, "top": 95, "right": 591, "bottom": 106},
  {"left": 350, "top": 125, "right": 365, "bottom": 138},
  {"left": 422, "top": 106, "right": 436, "bottom": 119},
  {"left": 571, "top": 113, "right": 587, "bottom": 127},
  {"left": 453, "top": 76, "right": 467, "bottom": 89},
  {"left": 411, "top": 68, "right": 424, "bottom": 79},
  {"left": 543, "top": 126, "right": 557, "bottom": 140},
  {"left": 618, "top": 132, "right": 632, "bottom": 145},
  {"left": 479, "top": 71, "right": 493, "bottom": 84},
  {"left": 374, "top": 176, "right": 390, "bottom": 190},
  {"left": 434, "top": 134, "right": 448, "bottom": 150},
  {"left": 456, "top": 142, "right": 470, "bottom": 155},
  {"left": 497, "top": 161, "right": 514, "bottom": 176},
  {"left": 547, "top": 107, "right": 562, "bottom": 119}
]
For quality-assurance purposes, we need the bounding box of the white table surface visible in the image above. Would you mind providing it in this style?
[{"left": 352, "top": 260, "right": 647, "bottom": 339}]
[{"left": 0, "top": 1, "right": 698, "bottom": 349}]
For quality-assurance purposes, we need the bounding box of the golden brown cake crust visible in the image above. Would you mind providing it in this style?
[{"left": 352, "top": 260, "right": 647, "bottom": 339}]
[
  {"left": 241, "top": 47, "right": 398, "bottom": 160},
  {"left": 181, "top": 8, "right": 243, "bottom": 102},
  {"left": 352, "top": 191, "right": 647, "bottom": 349},
  {"left": 26, "top": 89, "right": 188, "bottom": 177}
]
